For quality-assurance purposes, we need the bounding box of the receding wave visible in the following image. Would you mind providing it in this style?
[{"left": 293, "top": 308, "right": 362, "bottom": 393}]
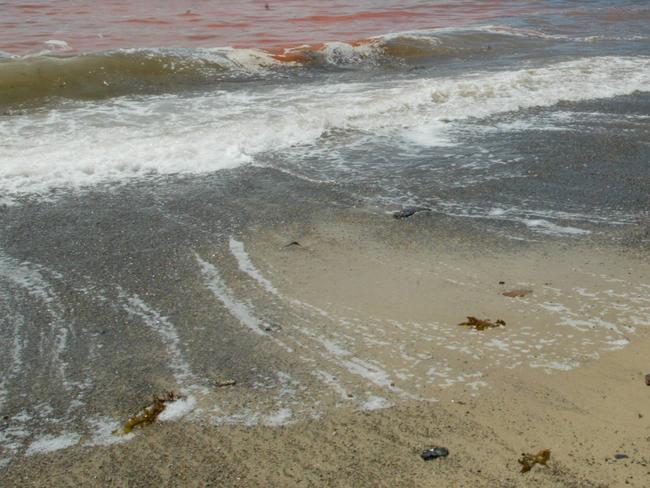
[{"left": 0, "top": 27, "right": 552, "bottom": 106}]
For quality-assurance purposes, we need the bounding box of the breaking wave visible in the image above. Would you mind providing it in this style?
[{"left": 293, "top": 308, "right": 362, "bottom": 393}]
[
  {"left": 0, "top": 26, "right": 562, "bottom": 106},
  {"left": 0, "top": 48, "right": 280, "bottom": 106},
  {"left": 1, "top": 54, "right": 649, "bottom": 196}
]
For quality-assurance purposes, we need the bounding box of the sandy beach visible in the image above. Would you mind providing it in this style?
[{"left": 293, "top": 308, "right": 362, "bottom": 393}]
[
  {"left": 2, "top": 2, "right": 650, "bottom": 485},
  {"left": 2, "top": 208, "right": 648, "bottom": 487}
]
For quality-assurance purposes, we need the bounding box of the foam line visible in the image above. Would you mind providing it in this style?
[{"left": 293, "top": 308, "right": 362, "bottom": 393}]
[
  {"left": 195, "top": 253, "right": 268, "bottom": 336},
  {"left": 120, "top": 291, "right": 196, "bottom": 386},
  {"left": 229, "top": 237, "right": 279, "bottom": 295}
]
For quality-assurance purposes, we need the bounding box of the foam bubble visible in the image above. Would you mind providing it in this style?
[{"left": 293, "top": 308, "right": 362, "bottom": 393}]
[
  {"left": 26, "top": 433, "right": 80, "bottom": 456},
  {"left": 43, "top": 40, "right": 71, "bottom": 51},
  {"left": 86, "top": 417, "right": 133, "bottom": 446},
  {"left": 529, "top": 360, "right": 578, "bottom": 372},
  {"left": 522, "top": 219, "right": 590, "bottom": 236},
  {"left": 158, "top": 396, "right": 197, "bottom": 421},
  {"left": 263, "top": 408, "right": 293, "bottom": 426},
  {"left": 360, "top": 395, "right": 393, "bottom": 411}
]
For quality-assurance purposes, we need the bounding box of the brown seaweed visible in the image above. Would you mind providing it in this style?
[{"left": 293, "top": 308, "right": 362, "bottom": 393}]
[
  {"left": 502, "top": 289, "right": 533, "bottom": 298},
  {"left": 518, "top": 449, "right": 551, "bottom": 473},
  {"left": 458, "top": 316, "right": 506, "bottom": 331},
  {"left": 116, "top": 391, "right": 181, "bottom": 435}
]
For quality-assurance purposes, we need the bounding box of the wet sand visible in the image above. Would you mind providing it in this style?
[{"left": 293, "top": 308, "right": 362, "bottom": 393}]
[
  {"left": 2, "top": 207, "right": 649, "bottom": 487},
  {"left": 2, "top": 0, "right": 650, "bottom": 483}
]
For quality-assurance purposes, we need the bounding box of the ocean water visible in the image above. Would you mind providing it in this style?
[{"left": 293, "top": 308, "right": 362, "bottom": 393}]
[
  {"left": 1, "top": 1, "right": 649, "bottom": 233},
  {"left": 1, "top": 0, "right": 649, "bottom": 467}
]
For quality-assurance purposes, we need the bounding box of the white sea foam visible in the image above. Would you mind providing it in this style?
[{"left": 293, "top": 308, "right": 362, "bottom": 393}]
[
  {"left": 115, "top": 46, "right": 284, "bottom": 72},
  {"left": 43, "top": 40, "right": 71, "bottom": 51},
  {"left": 360, "top": 395, "right": 393, "bottom": 411},
  {"left": 206, "top": 47, "right": 283, "bottom": 70},
  {"left": 441, "top": 201, "right": 635, "bottom": 229},
  {"left": 0, "top": 311, "right": 26, "bottom": 411},
  {"left": 211, "top": 413, "right": 240, "bottom": 425},
  {"left": 476, "top": 24, "right": 650, "bottom": 43},
  {"left": 120, "top": 291, "right": 196, "bottom": 386},
  {"left": 314, "top": 370, "right": 350, "bottom": 400},
  {"left": 341, "top": 357, "right": 394, "bottom": 389},
  {"left": 229, "top": 237, "right": 279, "bottom": 295},
  {"left": 213, "top": 409, "right": 261, "bottom": 426},
  {"left": 604, "top": 337, "right": 630, "bottom": 350},
  {"left": 0, "top": 254, "right": 71, "bottom": 388},
  {"left": 1, "top": 56, "right": 649, "bottom": 196},
  {"left": 26, "top": 432, "right": 80, "bottom": 456},
  {"left": 86, "top": 417, "right": 133, "bottom": 446},
  {"left": 529, "top": 360, "right": 578, "bottom": 371},
  {"left": 194, "top": 253, "right": 268, "bottom": 335},
  {"left": 263, "top": 408, "right": 293, "bottom": 426},
  {"left": 522, "top": 219, "right": 590, "bottom": 236},
  {"left": 318, "top": 337, "right": 350, "bottom": 357},
  {"left": 195, "top": 252, "right": 297, "bottom": 353},
  {"left": 158, "top": 396, "right": 197, "bottom": 421},
  {"left": 484, "top": 338, "right": 511, "bottom": 352},
  {"left": 0, "top": 421, "right": 30, "bottom": 462},
  {"left": 318, "top": 41, "right": 381, "bottom": 65}
]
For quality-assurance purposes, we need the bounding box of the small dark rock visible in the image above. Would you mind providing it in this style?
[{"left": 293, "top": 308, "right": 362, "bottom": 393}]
[
  {"left": 498, "top": 281, "right": 505, "bottom": 285},
  {"left": 285, "top": 241, "right": 301, "bottom": 247},
  {"left": 645, "top": 373, "right": 650, "bottom": 386},
  {"left": 421, "top": 447, "right": 449, "bottom": 461},
  {"left": 393, "top": 207, "right": 431, "bottom": 219},
  {"left": 615, "top": 453, "right": 629, "bottom": 460}
]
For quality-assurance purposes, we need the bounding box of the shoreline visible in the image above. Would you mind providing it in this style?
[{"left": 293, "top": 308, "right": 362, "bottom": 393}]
[{"left": 2, "top": 206, "right": 649, "bottom": 487}]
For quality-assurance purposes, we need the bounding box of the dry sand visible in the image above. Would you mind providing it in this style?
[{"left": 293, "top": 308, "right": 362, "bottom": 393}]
[{"left": 2, "top": 209, "right": 649, "bottom": 487}]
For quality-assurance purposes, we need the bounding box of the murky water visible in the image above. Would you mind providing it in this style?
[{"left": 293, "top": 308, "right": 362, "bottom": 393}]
[
  {"left": 1, "top": 0, "right": 649, "bottom": 469},
  {"left": 1, "top": 0, "right": 550, "bottom": 54}
]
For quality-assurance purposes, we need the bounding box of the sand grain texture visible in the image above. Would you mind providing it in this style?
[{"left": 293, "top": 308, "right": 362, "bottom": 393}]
[{"left": 2, "top": 211, "right": 649, "bottom": 487}]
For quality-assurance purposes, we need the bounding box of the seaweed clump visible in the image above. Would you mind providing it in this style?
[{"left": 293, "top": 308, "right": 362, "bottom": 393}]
[
  {"left": 116, "top": 391, "right": 181, "bottom": 435},
  {"left": 458, "top": 316, "right": 506, "bottom": 331},
  {"left": 502, "top": 289, "right": 533, "bottom": 298},
  {"left": 518, "top": 449, "right": 551, "bottom": 473}
]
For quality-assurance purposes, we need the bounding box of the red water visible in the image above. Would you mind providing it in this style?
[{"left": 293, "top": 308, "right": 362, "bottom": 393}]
[{"left": 0, "top": 0, "right": 543, "bottom": 54}]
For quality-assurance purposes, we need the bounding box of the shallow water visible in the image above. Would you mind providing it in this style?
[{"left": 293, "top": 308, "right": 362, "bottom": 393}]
[{"left": 0, "top": 0, "right": 649, "bottom": 469}]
